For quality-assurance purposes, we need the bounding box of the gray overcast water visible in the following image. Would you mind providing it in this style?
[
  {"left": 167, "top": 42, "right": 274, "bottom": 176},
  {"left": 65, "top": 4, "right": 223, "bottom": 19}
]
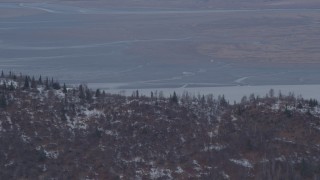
[{"left": 1, "top": 3, "right": 320, "bottom": 89}]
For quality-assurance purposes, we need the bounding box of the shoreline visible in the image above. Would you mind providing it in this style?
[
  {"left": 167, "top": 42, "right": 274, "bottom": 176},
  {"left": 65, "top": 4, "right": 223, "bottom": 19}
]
[{"left": 84, "top": 83, "right": 320, "bottom": 102}]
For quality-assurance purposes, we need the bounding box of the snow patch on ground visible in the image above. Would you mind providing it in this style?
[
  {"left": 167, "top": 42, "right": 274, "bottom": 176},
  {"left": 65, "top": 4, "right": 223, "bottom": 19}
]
[
  {"left": 230, "top": 159, "right": 253, "bottom": 168},
  {"left": 4, "top": 160, "right": 14, "bottom": 167},
  {"left": 105, "top": 130, "right": 118, "bottom": 137},
  {"left": 0, "top": 78, "right": 18, "bottom": 88},
  {"left": 275, "top": 155, "right": 286, "bottom": 162},
  {"left": 42, "top": 164, "right": 47, "bottom": 172},
  {"left": 221, "top": 171, "right": 230, "bottom": 179},
  {"left": 193, "top": 160, "right": 202, "bottom": 171},
  {"left": 6, "top": 116, "right": 12, "bottom": 126},
  {"left": 83, "top": 108, "right": 104, "bottom": 117},
  {"left": 310, "top": 106, "right": 320, "bottom": 118},
  {"left": 204, "top": 144, "right": 226, "bottom": 151},
  {"left": 21, "top": 133, "right": 31, "bottom": 143},
  {"left": 66, "top": 115, "right": 88, "bottom": 130},
  {"left": 271, "top": 102, "right": 280, "bottom": 111},
  {"left": 0, "top": 119, "right": 4, "bottom": 132},
  {"left": 208, "top": 131, "right": 214, "bottom": 138},
  {"left": 231, "top": 115, "right": 237, "bottom": 121},
  {"left": 36, "top": 87, "right": 44, "bottom": 92},
  {"left": 54, "top": 90, "right": 65, "bottom": 99},
  {"left": 260, "top": 158, "right": 269, "bottom": 163},
  {"left": 149, "top": 168, "right": 172, "bottom": 179},
  {"left": 36, "top": 146, "right": 59, "bottom": 159},
  {"left": 274, "top": 137, "right": 295, "bottom": 144},
  {"left": 210, "top": 125, "right": 220, "bottom": 137},
  {"left": 175, "top": 166, "right": 184, "bottom": 174},
  {"left": 180, "top": 135, "right": 186, "bottom": 143},
  {"left": 123, "top": 157, "right": 145, "bottom": 164},
  {"left": 43, "top": 149, "right": 59, "bottom": 159}
]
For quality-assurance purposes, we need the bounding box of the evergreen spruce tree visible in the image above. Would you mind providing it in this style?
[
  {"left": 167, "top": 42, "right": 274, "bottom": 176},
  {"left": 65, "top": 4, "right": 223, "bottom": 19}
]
[
  {"left": 38, "top": 75, "right": 42, "bottom": 85},
  {"left": 300, "top": 159, "right": 312, "bottom": 177},
  {"left": 308, "top": 99, "right": 318, "bottom": 108},
  {"left": 63, "top": 83, "right": 67, "bottom": 94},
  {"left": 24, "top": 76, "right": 30, "bottom": 89},
  {"left": 2, "top": 81, "right": 7, "bottom": 90},
  {"left": 200, "top": 95, "right": 205, "bottom": 105},
  {"left": 52, "top": 81, "right": 61, "bottom": 90},
  {"left": 95, "top": 89, "right": 101, "bottom": 97},
  {"left": 9, "top": 82, "right": 15, "bottom": 91},
  {"left": 51, "top": 78, "right": 54, "bottom": 87},
  {"left": 219, "top": 95, "right": 228, "bottom": 107},
  {"left": 31, "top": 76, "right": 37, "bottom": 89},
  {"left": 86, "top": 89, "right": 92, "bottom": 101},
  {"left": 1, "top": 70, "right": 4, "bottom": 77},
  {"left": 45, "top": 77, "right": 49, "bottom": 89},
  {"left": 170, "top": 91, "right": 178, "bottom": 104},
  {"left": 0, "top": 94, "right": 7, "bottom": 108},
  {"left": 284, "top": 105, "right": 292, "bottom": 118},
  {"left": 79, "top": 85, "right": 85, "bottom": 99}
]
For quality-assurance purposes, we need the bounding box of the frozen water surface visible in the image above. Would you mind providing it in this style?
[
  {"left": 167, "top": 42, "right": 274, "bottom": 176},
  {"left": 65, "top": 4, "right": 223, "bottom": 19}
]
[{"left": 0, "top": 2, "right": 320, "bottom": 99}]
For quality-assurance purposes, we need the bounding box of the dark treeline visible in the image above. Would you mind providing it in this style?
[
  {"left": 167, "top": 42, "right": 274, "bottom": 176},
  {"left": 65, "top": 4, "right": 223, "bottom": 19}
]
[{"left": 0, "top": 70, "right": 318, "bottom": 114}]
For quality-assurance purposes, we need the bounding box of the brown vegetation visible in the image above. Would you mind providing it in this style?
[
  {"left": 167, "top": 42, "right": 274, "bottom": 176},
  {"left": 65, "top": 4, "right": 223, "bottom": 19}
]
[{"left": 0, "top": 72, "right": 319, "bottom": 179}]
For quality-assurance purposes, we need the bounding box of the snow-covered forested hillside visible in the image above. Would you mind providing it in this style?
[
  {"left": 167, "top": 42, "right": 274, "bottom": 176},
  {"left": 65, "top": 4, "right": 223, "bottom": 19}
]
[{"left": 0, "top": 72, "right": 319, "bottom": 179}]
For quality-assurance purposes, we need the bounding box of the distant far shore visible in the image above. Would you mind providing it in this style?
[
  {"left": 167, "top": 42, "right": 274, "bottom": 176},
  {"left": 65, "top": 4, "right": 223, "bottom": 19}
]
[{"left": 86, "top": 83, "right": 320, "bottom": 103}]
